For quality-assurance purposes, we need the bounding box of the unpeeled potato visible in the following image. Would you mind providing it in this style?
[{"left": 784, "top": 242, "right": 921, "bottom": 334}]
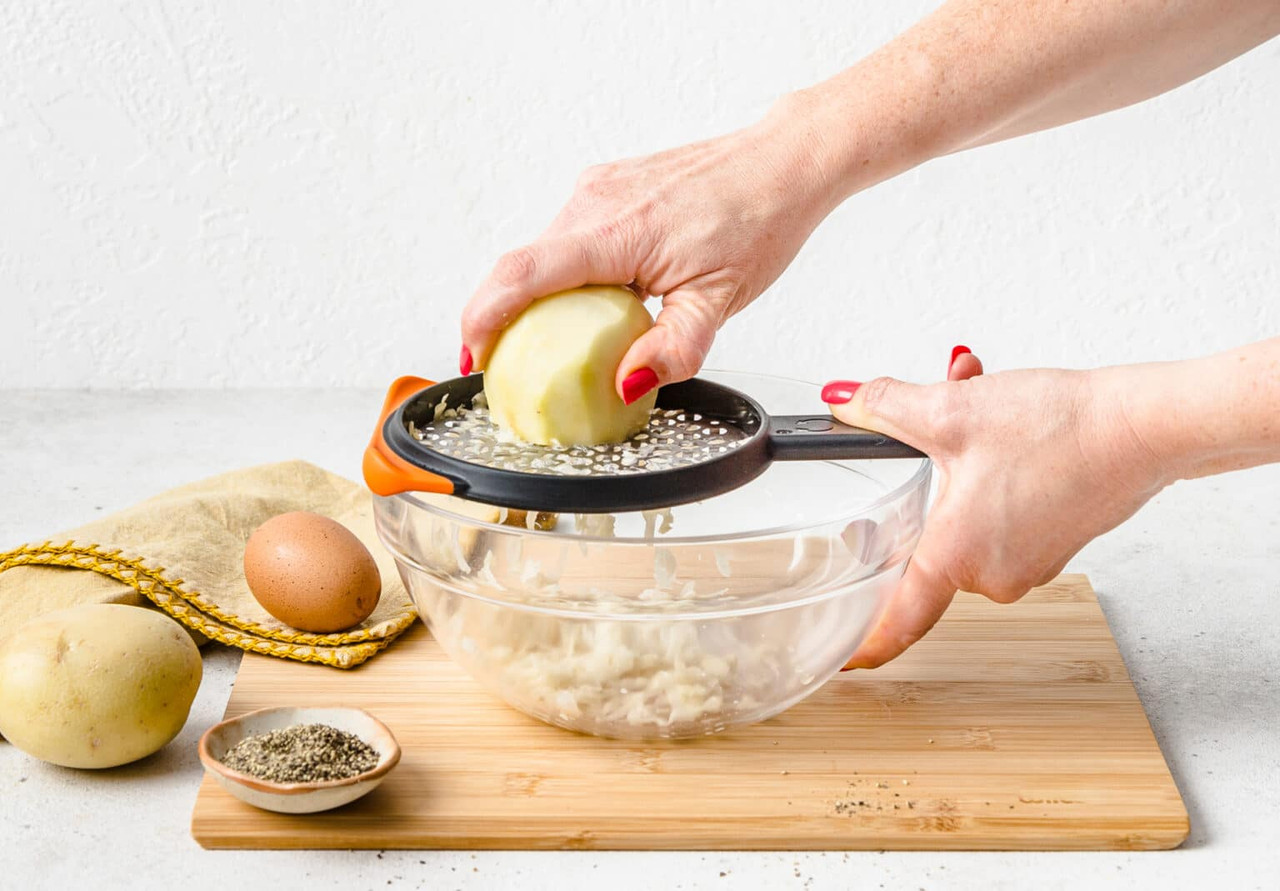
[
  {"left": 484, "top": 285, "right": 657, "bottom": 445},
  {"left": 0, "top": 604, "right": 202, "bottom": 768}
]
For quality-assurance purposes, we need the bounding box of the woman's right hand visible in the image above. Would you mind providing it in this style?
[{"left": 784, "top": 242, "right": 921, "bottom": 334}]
[
  {"left": 828, "top": 351, "right": 1176, "bottom": 669},
  {"left": 459, "top": 101, "right": 846, "bottom": 404}
]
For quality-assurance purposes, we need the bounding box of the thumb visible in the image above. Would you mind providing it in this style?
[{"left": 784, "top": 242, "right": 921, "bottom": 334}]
[
  {"left": 614, "top": 286, "right": 720, "bottom": 397},
  {"left": 843, "top": 533, "right": 957, "bottom": 669},
  {"left": 824, "top": 377, "right": 949, "bottom": 454}
]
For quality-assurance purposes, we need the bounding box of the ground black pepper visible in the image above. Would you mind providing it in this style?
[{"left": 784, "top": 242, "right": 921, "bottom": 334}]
[{"left": 220, "top": 723, "right": 378, "bottom": 783}]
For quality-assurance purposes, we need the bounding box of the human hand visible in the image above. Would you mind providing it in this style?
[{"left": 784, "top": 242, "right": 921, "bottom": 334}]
[
  {"left": 825, "top": 349, "right": 1172, "bottom": 669},
  {"left": 460, "top": 105, "right": 845, "bottom": 404}
]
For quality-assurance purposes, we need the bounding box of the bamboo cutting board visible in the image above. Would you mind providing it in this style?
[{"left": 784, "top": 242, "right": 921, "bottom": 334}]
[{"left": 190, "top": 573, "right": 1188, "bottom": 850}]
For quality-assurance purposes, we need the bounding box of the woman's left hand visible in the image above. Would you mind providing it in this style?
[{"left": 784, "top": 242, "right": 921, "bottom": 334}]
[
  {"left": 458, "top": 103, "right": 851, "bottom": 399},
  {"left": 825, "top": 349, "right": 1172, "bottom": 669}
]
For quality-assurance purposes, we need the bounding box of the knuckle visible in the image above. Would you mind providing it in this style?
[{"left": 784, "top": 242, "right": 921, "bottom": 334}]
[
  {"left": 460, "top": 303, "right": 499, "bottom": 337},
  {"left": 576, "top": 163, "right": 605, "bottom": 184},
  {"left": 459, "top": 301, "right": 482, "bottom": 333},
  {"left": 667, "top": 338, "right": 708, "bottom": 382},
  {"left": 937, "top": 548, "right": 982, "bottom": 595},
  {"left": 858, "top": 376, "right": 898, "bottom": 412},
  {"left": 644, "top": 324, "right": 705, "bottom": 384},
  {"left": 575, "top": 164, "right": 614, "bottom": 196},
  {"left": 491, "top": 246, "right": 539, "bottom": 289},
  {"left": 888, "top": 625, "right": 927, "bottom": 654},
  {"left": 460, "top": 299, "right": 500, "bottom": 337},
  {"left": 984, "top": 576, "right": 1033, "bottom": 604},
  {"left": 898, "top": 384, "right": 962, "bottom": 448},
  {"left": 1034, "top": 566, "right": 1062, "bottom": 588}
]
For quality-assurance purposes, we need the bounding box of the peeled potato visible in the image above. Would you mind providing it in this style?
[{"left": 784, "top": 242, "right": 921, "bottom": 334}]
[
  {"left": 484, "top": 285, "right": 657, "bottom": 445},
  {"left": 0, "top": 604, "right": 202, "bottom": 768}
]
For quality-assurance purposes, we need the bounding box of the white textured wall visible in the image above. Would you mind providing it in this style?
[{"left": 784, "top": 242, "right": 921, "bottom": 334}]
[{"left": 2, "top": 1, "right": 1277, "bottom": 389}]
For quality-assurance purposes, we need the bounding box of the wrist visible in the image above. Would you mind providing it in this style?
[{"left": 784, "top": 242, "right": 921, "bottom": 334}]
[
  {"left": 1090, "top": 343, "right": 1280, "bottom": 485},
  {"left": 1086, "top": 363, "right": 1185, "bottom": 492},
  {"left": 762, "top": 48, "right": 951, "bottom": 206},
  {"left": 757, "top": 89, "right": 922, "bottom": 213}
]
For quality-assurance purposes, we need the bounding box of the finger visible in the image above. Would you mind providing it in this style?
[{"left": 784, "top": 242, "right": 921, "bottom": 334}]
[
  {"left": 825, "top": 377, "right": 948, "bottom": 454},
  {"left": 843, "top": 546, "right": 957, "bottom": 669},
  {"left": 948, "top": 350, "right": 984, "bottom": 381},
  {"left": 614, "top": 286, "right": 720, "bottom": 397},
  {"left": 460, "top": 236, "right": 632, "bottom": 367}
]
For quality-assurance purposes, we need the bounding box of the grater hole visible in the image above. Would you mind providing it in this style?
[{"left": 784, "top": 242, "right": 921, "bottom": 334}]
[{"left": 410, "top": 402, "right": 752, "bottom": 476}]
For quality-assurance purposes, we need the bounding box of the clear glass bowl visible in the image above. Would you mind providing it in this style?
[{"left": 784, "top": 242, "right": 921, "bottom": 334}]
[{"left": 373, "top": 372, "right": 931, "bottom": 739}]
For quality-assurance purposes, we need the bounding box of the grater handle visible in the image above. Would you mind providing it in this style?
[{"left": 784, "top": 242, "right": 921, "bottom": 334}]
[
  {"left": 766, "top": 415, "right": 925, "bottom": 460},
  {"left": 363, "top": 376, "right": 459, "bottom": 497}
]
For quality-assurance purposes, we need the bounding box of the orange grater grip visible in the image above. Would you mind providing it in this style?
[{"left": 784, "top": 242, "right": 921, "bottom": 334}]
[{"left": 363, "top": 376, "right": 455, "bottom": 497}]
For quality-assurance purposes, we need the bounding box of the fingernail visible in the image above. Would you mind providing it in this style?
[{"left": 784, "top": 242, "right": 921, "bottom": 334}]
[
  {"left": 821, "top": 380, "right": 861, "bottom": 404},
  {"left": 621, "top": 367, "right": 659, "bottom": 405},
  {"left": 459, "top": 344, "right": 474, "bottom": 377},
  {"left": 949, "top": 344, "right": 971, "bottom": 373}
]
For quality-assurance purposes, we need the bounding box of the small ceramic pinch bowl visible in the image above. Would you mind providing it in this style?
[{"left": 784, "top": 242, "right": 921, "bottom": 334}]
[{"left": 198, "top": 706, "right": 401, "bottom": 814}]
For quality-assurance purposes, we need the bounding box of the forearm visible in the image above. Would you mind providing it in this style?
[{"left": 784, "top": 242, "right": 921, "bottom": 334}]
[
  {"left": 774, "top": 0, "right": 1280, "bottom": 203},
  {"left": 1108, "top": 338, "right": 1280, "bottom": 483}
]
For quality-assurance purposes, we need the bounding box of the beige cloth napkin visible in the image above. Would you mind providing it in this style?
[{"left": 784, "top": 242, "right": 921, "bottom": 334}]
[{"left": 0, "top": 461, "right": 417, "bottom": 669}]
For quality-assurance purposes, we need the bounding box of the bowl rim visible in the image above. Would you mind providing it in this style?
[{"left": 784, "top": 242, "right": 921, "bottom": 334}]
[
  {"left": 197, "top": 706, "right": 402, "bottom": 796},
  {"left": 390, "top": 369, "right": 933, "bottom": 546}
]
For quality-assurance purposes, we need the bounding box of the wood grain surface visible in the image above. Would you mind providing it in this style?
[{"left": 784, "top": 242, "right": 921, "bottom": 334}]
[{"left": 190, "top": 573, "right": 1188, "bottom": 850}]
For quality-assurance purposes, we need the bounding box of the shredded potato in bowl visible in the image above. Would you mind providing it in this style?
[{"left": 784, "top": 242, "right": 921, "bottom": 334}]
[{"left": 406, "top": 524, "right": 900, "bottom": 738}]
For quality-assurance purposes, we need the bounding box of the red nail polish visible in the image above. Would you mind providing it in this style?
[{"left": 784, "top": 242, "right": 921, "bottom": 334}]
[
  {"left": 459, "top": 344, "right": 473, "bottom": 377},
  {"left": 821, "top": 380, "right": 861, "bottom": 404},
  {"left": 621, "top": 367, "right": 659, "bottom": 405},
  {"left": 949, "top": 344, "right": 971, "bottom": 372}
]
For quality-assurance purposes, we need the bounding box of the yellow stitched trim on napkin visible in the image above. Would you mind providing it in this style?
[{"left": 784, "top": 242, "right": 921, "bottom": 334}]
[
  {"left": 6, "top": 541, "right": 414, "bottom": 647},
  {"left": 0, "top": 542, "right": 416, "bottom": 669}
]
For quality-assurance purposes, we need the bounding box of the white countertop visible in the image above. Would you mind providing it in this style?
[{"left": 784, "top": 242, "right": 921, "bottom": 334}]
[{"left": 1, "top": 389, "right": 1276, "bottom": 890}]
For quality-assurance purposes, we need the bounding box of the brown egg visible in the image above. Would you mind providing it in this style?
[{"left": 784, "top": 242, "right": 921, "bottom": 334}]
[{"left": 243, "top": 512, "right": 381, "bottom": 633}]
